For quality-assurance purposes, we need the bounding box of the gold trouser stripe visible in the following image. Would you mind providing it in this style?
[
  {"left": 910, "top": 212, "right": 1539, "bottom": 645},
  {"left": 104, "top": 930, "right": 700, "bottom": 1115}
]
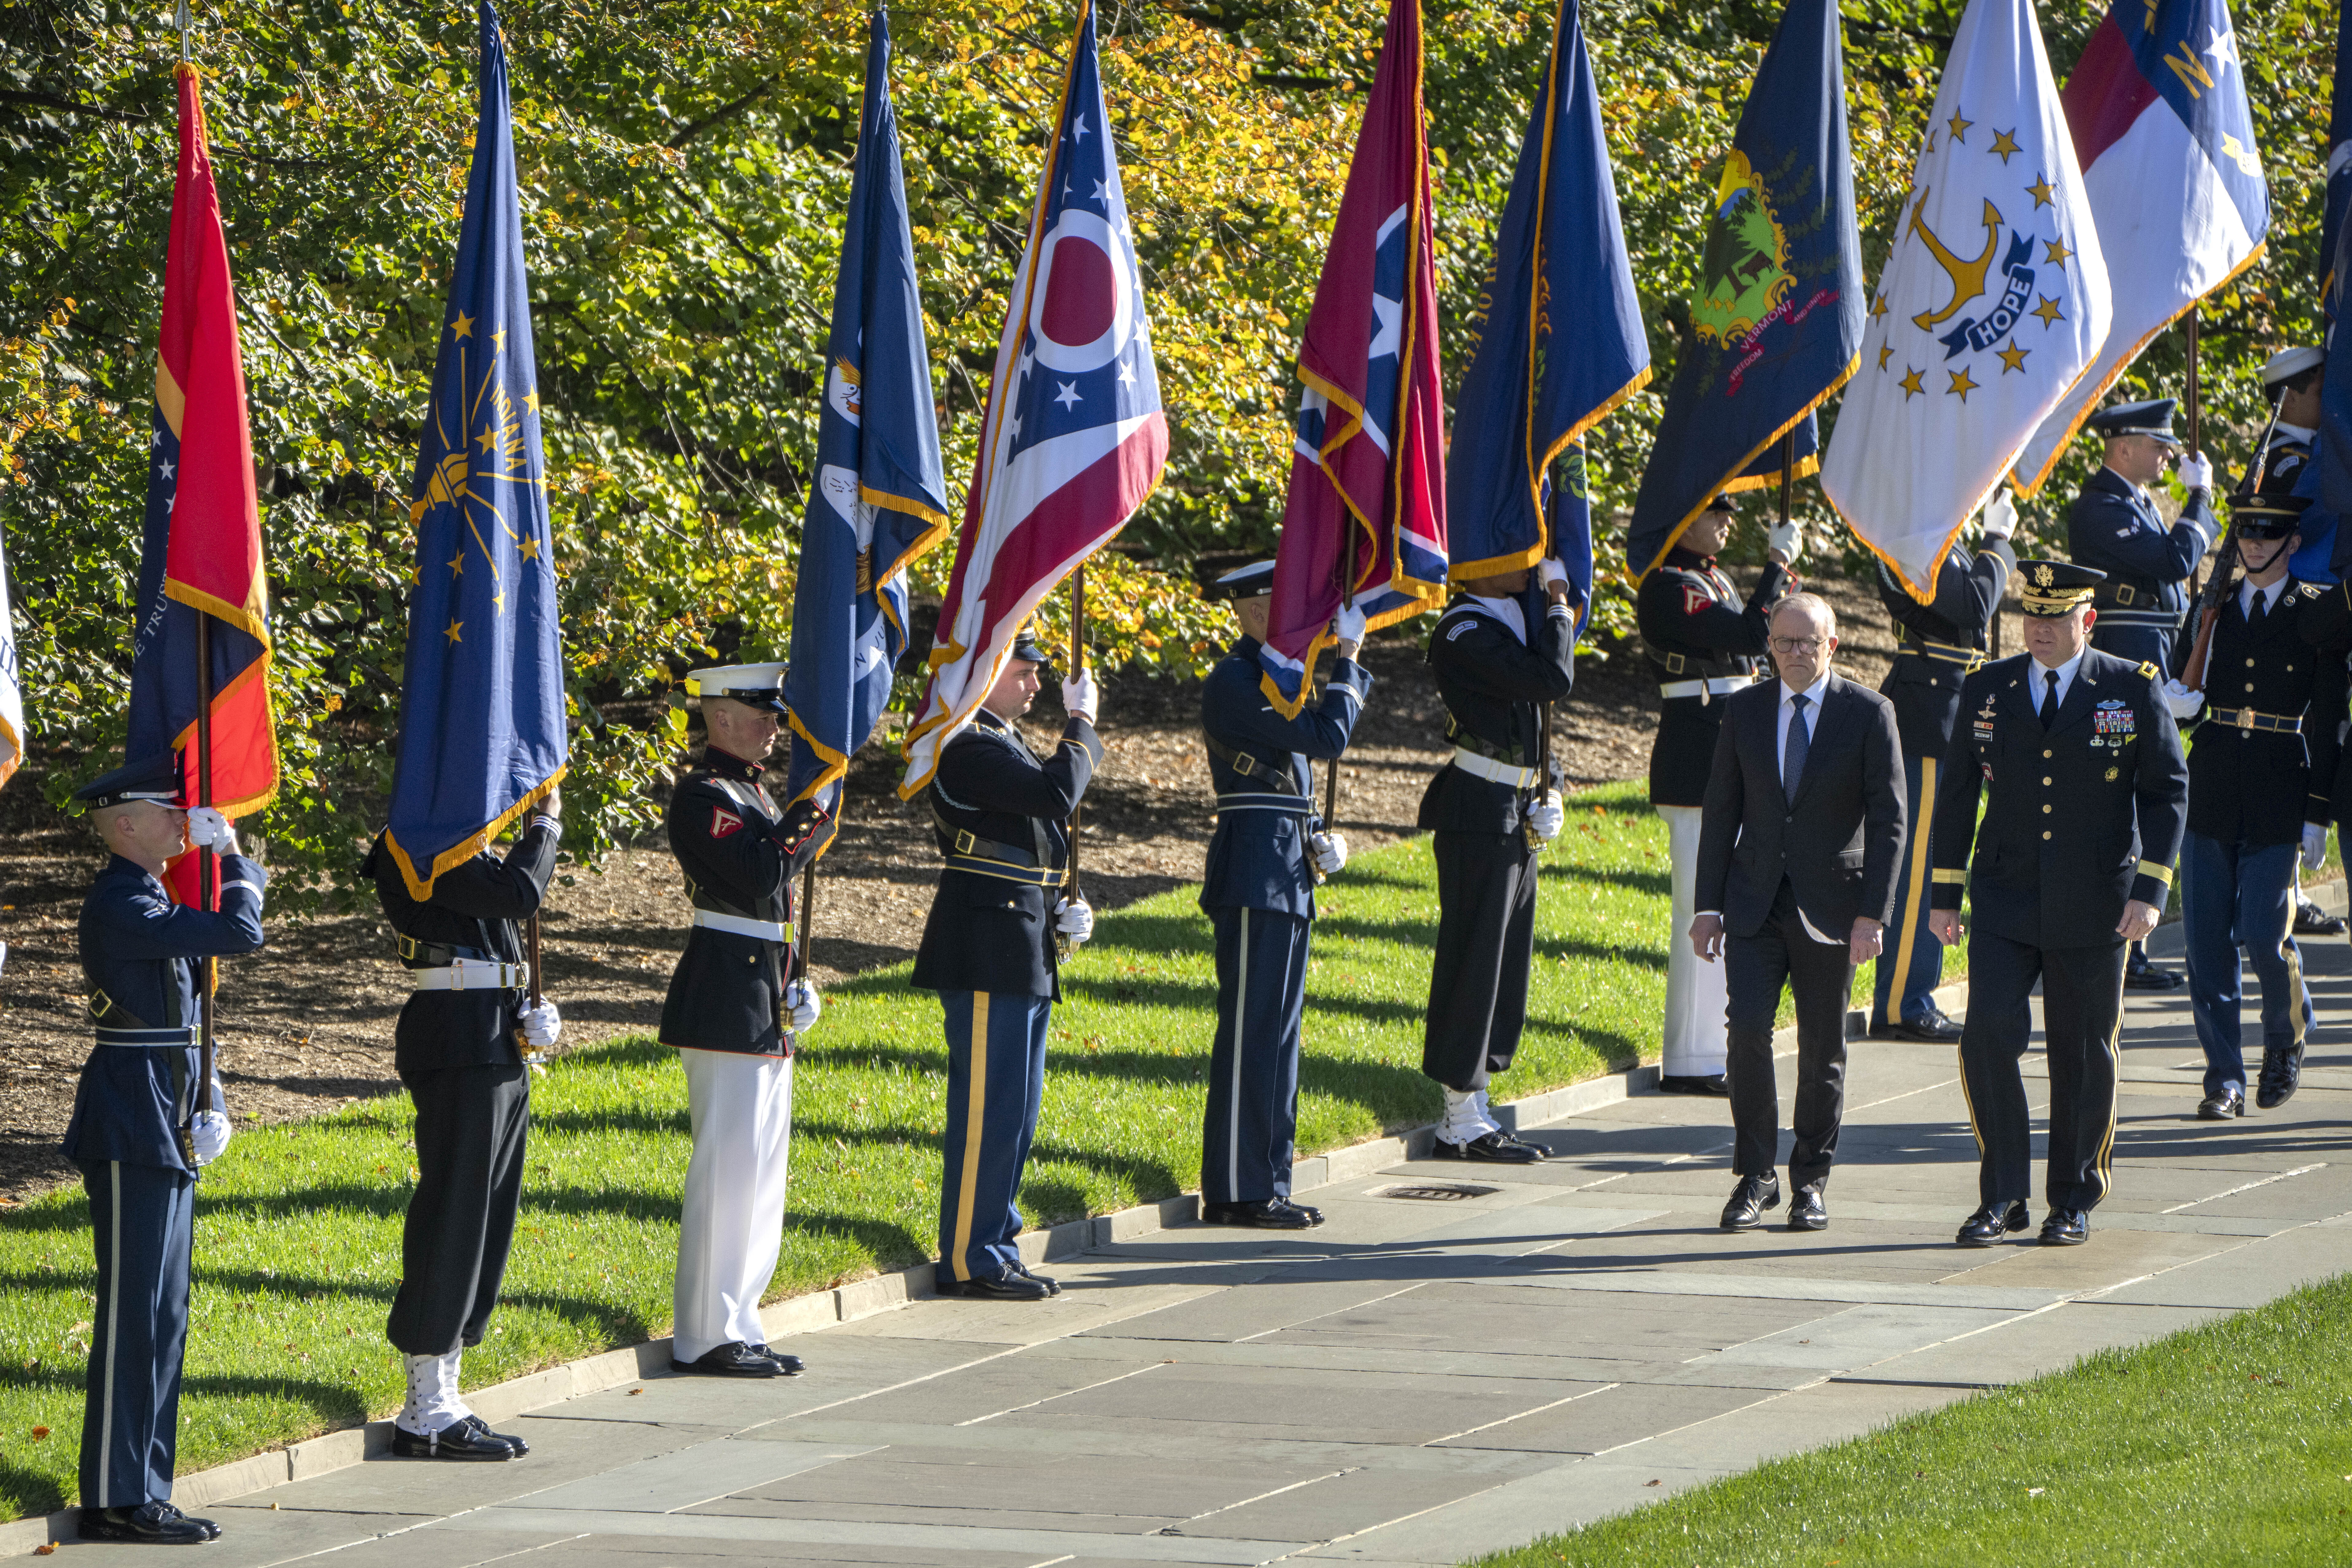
[
  {"left": 1891, "top": 758, "right": 1938, "bottom": 1012},
  {"left": 951, "top": 992, "right": 990, "bottom": 1282},
  {"left": 1955, "top": 1042, "right": 1986, "bottom": 1159},
  {"left": 98, "top": 1160, "right": 122, "bottom": 1505},
  {"left": 2091, "top": 1006, "right": 2122, "bottom": 1203}
]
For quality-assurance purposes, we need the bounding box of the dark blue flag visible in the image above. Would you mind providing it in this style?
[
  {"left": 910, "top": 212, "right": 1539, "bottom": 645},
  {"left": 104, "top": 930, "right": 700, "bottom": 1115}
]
[
  {"left": 381, "top": 0, "right": 565, "bottom": 898},
  {"left": 1624, "top": 0, "right": 1861, "bottom": 579},
  {"left": 2298, "top": 6, "right": 2352, "bottom": 582},
  {"left": 784, "top": 8, "right": 948, "bottom": 847},
  {"left": 1446, "top": 0, "right": 1648, "bottom": 621}
]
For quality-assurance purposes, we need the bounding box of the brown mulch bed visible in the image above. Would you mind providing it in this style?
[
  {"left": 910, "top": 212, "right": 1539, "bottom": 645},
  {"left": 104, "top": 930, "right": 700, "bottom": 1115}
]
[{"left": 0, "top": 567, "right": 1898, "bottom": 1204}]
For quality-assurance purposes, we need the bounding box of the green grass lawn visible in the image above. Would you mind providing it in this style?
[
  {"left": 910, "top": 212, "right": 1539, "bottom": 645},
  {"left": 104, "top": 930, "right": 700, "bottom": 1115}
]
[
  {"left": 0, "top": 782, "right": 1708, "bottom": 1520},
  {"left": 1474, "top": 1270, "right": 2352, "bottom": 1568}
]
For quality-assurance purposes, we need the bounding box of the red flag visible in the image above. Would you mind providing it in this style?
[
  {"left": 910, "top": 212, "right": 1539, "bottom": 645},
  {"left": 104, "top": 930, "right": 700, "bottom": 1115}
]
[{"left": 1259, "top": 0, "right": 1447, "bottom": 718}]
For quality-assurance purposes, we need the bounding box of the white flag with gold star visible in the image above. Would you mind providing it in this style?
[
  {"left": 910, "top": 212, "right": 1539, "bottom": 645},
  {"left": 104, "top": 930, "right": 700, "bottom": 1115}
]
[{"left": 1820, "top": 0, "right": 2109, "bottom": 599}]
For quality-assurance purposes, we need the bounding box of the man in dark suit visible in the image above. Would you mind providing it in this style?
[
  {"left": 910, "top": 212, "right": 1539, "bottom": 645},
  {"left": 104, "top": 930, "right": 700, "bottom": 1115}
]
[{"left": 1690, "top": 594, "right": 1904, "bottom": 1232}]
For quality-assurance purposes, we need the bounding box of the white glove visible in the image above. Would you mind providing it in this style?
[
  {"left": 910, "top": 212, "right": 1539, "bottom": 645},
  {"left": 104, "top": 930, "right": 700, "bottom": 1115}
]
[
  {"left": 784, "top": 979, "right": 821, "bottom": 1034},
  {"left": 1767, "top": 519, "right": 1802, "bottom": 564},
  {"left": 1527, "top": 790, "right": 1566, "bottom": 844},
  {"left": 1332, "top": 603, "right": 1368, "bottom": 646},
  {"left": 2302, "top": 823, "right": 2328, "bottom": 873},
  {"left": 1310, "top": 831, "right": 1349, "bottom": 875},
  {"left": 2161, "top": 678, "right": 2205, "bottom": 721},
  {"left": 1060, "top": 670, "right": 1098, "bottom": 724},
  {"left": 520, "top": 999, "right": 562, "bottom": 1048},
  {"left": 1537, "top": 558, "right": 1570, "bottom": 590},
  {"left": 2181, "top": 451, "right": 2213, "bottom": 489},
  {"left": 186, "top": 806, "right": 239, "bottom": 854},
  {"left": 189, "top": 1109, "right": 232, "bottom": 1165},
  {"left": 1981, "top": 490, "right": 2017, "bottom": 542},
  {"left": 1054, "top": 897, "right": 1094, "bottom": 945}
]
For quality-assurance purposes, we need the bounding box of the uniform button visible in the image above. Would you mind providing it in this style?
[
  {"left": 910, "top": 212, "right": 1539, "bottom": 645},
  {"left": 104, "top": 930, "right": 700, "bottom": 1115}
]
[
  {"left": 2247, "top": 658, "right": 2256, "bottom": 667},
  {"left": 2042, "top": 776, "right": 2052, "bottom": 785},
  {"left": 2245, "top": 683, "right": 2255, "bottom": 692},
  {"left": 2042, "top": 830, "right": 2052, "bottom": 840},
  {"left": 2042, "top": 748, "right": 2053, "bottom": 758},
  {"left": 2042, "top": 803, "right": 2052, "bottom": 813}
]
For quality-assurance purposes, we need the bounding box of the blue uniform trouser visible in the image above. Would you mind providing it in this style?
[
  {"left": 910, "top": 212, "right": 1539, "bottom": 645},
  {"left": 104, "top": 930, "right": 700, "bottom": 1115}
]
[
  {"left": 1872, "top": 749, "right": 1946, "bottom": 1030},
  {"left": 2181, "top": 831, "right": 2311, "bottom": 1097},
  {"left": 79, "top": 1160, "right": 194, "bottom": 1508},
  {"left": 1959, "top": 934, "right": 2124, "bottom": 1212},
  {"left": 1202, "top": 906, "right": 1310, "bottom": 1205},
  {"left": 936, "top": 989, "right": 1052, "bottom": 1287}
]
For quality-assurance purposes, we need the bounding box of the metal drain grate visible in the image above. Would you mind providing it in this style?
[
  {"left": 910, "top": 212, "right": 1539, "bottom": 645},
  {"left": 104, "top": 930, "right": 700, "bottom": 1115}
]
[{"left": 1368, "top": 1182, "right": 1497, "bottom": 1201}]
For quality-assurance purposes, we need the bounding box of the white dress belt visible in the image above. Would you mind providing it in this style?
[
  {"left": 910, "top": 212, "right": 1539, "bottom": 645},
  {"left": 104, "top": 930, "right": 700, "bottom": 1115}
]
[
  {"left": 692, "top": 909, "right": 791, "bottom": 942},
  {"left": 1659, "top": 675, "right": 1756, "bottom": 699},
  {"left": 1450, "top": 747, "right": 1540, "bottom": 789},
  {"left": 410, "top": 957, "right": 530, "bottom": 992}
]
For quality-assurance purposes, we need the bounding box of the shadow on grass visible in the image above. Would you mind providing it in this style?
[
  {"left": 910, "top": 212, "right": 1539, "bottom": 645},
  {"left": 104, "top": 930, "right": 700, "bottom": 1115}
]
[{"left": 785, "top": 1208, "right": 932, "bottom": 1268}]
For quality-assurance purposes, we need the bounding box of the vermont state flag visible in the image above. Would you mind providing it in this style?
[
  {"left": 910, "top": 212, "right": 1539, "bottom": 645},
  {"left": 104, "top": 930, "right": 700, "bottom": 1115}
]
[
  {"left": 381, "top": 0, "right": 566, "bottom": 898},
  {"left": 1446, "top": 0, "right": 1648, "bottom": 614},
  {"left": 1822, "top": 0, "right": 2110, "bottom": 597},
  {"left": 782, "top": 10, "right": 948, "bottom": 852}
]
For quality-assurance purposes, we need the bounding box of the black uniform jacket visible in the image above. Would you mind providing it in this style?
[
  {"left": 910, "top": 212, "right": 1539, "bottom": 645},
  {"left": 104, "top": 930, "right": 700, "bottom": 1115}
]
[
  {"left": 1694, "top": 675, "right": 1904, "bottom": 939},
  {"left": 363, "top": 822, "right": 558, "bottom": 1079},
  {"left": 1877, "top": 539, "right": 2015, "bottom": 760},
  {"left": 1931, "top": 650, "right": 2189, "bottom": 949},
  {"left": 912, "top": 707, "right": 1104, "bottom": 1001},
  {"left": 660, "top": 747, "right": 827, "bottom": 1055},
  {"left": 1418, "top": 593, "right": 1575, "bottom": 836},
  {"left": 1199, "top": 635, "right": 1370, "bottom": 919},
  {"left": 67, "top": 852, "right": 267, "bottom": 1173},
  {"left": 2066, "top": 466, "right": 2213, "bottom": 642},
  {"left": 2251, "top": 425, "right": 2311, "bottom": 504},
  {"left": 2168, "top": 580, "right": 2346, "bottom": 847},
  {"left": 1636, "top": 548, "right": 1791, "bottom": 808}
]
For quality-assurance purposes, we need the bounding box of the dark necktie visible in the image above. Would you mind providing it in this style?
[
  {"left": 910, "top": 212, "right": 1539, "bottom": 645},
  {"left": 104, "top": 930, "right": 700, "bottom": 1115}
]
[
  {"left": 2039, "top": 670, "right": 2059, "bottom": 729},
  {"left": 2249, "top": 590, "right": 2268, "bottom": 630},
  {"left": 1783, "top": 693, "right": 1810, "bottom": 805}
]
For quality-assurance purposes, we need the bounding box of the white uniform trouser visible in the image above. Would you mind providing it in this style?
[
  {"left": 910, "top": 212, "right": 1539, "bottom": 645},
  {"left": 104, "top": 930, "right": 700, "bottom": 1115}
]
[
  {"left": 1660, "top": 804, "right": 1729, "bottom": 1077},
  {"left": 673, "top": 1047, "right": 794, "bottom": 1363}
]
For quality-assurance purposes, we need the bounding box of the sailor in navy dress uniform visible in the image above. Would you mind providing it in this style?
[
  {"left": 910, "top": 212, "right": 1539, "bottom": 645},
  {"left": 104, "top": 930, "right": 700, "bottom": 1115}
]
[
  {"left": 912, "top": 631, "right": 1102, "bottom": 1298},
  {"left": 362, "top": 788, "right": 561, "bottom": 1459},
  {"left": 1869, "top": 494, "right": 2016, "bottom": 1042},
  {"left": 1636, "top": 496, "right": 1796, "bottom": 1092},
  {"left": 659, "top": 663, "right": 829, "bottom": 1376},
  {"left": 66, "top": 754, "right": 263, "bottom": 1545},
  {"left": 2158, "top": 494, "right": 2345, "bottom": 1120},
  {"left": 1419, "top": 558, "right": 1574, "bottom": 1159},
  {"left": 1929, "top": 561, "right": 2188, "bottom": 1249},
  {"left": 1196, "top": 562, "right": 1368, "bottom": 1226}
]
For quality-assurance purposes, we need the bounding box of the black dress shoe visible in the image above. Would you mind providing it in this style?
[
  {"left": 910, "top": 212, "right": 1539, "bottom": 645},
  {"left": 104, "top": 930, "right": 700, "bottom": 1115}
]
[
  {"left": 391, "top": 1414, "right": 524, "bottom": 1459},
  {"left": 2196, "top": 1087, "right": 2246, "bottom": 1120},
  {"left": 1786, "top": 1187, "right": 1827, "bottom": 1231},
  {"left": 2125, "top": 956, "right": 2185, "bottom": 991},
  {"left": 2293, "top": 900, "right": 2345, "bottom": 937},
  {"left": 673, "top": 1341, "right": 786, "bottom": 1377},
  {"left": 1719, "top": 1173, "right": 1782, "bottom": 1230},
  {"left": 1888, "top": 1011, "right": 1964, "bottom": 1043},
  {"left": 753, "top": 1345, "right": 809, "bottom": 1372},
  {"left": 1659, "top": 1073, "right": 1730, "bottom": 1096},
  {"left": 1955, "top": 1200, "right": 2030, "bottom": 1246},
  {"left": 1283, "top": 1198, "right": 1325, "bottom": 1225},
  {"left": 468, "top": 1415, "right": 530, "bottom": 1455},
  {"left": 936, "top": 1273, "right": 1053, "bottom": 1300},
  {"left": 1203, "top": 1197, "right": 1318, "bottom": 1228},
  {"left": 1431, "top": 1130, "right": 1545, "bottom": 1163},
  {"left": 2040, "top": 1208, "right": 2089, "bottom": 1246},
  {"left": 2256, "top": 1043, "right": 2304, "bottom": 1110},
  {"left": 80, "top": 1502, "right": 222, "bottom": 1543},
  {"left": 1011, "top": 1261, "right": 1062, "bottom": 1295}
]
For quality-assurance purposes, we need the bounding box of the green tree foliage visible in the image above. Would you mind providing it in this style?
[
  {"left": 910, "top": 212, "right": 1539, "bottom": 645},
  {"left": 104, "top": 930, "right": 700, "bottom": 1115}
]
[{"left": 0, "top": 0, "right": 2336, "bottom": 907}]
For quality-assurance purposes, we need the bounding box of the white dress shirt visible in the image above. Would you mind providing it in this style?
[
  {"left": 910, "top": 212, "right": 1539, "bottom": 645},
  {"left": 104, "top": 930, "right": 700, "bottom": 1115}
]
[
  {"left": 2028, "top": 646, "right": 2088, "bottom": 712},
  {"left": 2238, "top": 575, "right": 2288, "bottom": 621},
  {"left": 1468, "top": 593, "right": 1527, "bottom": 644}
]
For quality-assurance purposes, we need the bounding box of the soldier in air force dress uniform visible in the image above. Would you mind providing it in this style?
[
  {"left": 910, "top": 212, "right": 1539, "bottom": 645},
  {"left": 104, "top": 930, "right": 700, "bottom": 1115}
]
[
  {"left": 1196, "top": 562, "right": 1368, "bottom": 1226},
  {"left": 68, "top": 754, "right": 262, "bottom": 1544},
  {"left": 1930, "top": 561, "right": 2187, "bottom": 1249},
  {"left": 661, "top": 663, "right": 829, "bottom": 1376}
]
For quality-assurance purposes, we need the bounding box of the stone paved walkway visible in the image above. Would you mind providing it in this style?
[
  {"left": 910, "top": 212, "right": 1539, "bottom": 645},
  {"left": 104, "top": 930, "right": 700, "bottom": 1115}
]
[{"left": 65, "top": 918, "right": 2352, "bottom": 1568}]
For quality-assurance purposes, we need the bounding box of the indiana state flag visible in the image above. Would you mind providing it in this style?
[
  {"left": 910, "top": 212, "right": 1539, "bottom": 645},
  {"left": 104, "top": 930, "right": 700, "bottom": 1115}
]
[
  {"left": 783, "top": 10, "right": 948, "bottom": 850},
  {"left": 1821, "top": 0, "right": 2109, "bottom": 598},
  {"left": 900, "top": 0, "right": 1165, "bottom": 795},
  {"left": 1261, "top": 0, "right": 1447, "bottom": 717},
  {"left": 381, "top": 0, "right": 565, "bottom": 898},
  {"left": 1447, "top": 0, "right": 1648, "bottom": 618},
  {"left": 1625, "top": 0, "right": 1863, "bottom": 580},
  {"left": 2009, "top": 0, "right": 2267, "bottom": 492}
]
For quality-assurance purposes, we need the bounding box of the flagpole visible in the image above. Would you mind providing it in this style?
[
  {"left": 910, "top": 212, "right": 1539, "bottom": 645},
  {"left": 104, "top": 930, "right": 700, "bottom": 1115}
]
[
  {"left": 1322, "top": 525, "right": 1360, "bottom": 831},
  {"left": 193, "top": 611, "right": 217, "bottom": 1154},
  {"left": 2186, "top": 305, "right": 2206, "bottom": 604},
  {"left": 1066, "top": 565, "right": 1086, "bottom": 911},
  {"left": 795, "top": 864, "right": 817, "bottom": 982}
]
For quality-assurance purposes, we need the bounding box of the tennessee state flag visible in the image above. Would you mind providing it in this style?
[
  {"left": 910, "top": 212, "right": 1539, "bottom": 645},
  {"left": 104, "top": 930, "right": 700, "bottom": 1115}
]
[
  {"left": 126, "top": 63, "right": 276, "bottom": 901},
  {"left": 1259, "top": 0, "right": 1447, "bottom": 717}
]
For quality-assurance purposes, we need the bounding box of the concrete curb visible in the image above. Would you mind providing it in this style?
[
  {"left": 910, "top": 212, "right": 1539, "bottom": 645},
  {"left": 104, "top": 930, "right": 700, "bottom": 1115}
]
[{"left": 0, "top": 973, "right": 1976, "bottom": 1555}]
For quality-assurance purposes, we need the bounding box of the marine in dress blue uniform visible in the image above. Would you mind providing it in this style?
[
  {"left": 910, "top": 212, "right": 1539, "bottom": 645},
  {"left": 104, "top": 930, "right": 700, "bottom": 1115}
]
[
  {"left": 2162, "top": 495, "right": 2346, "bottom": 1119},
  {"left": 1195, "top": 562, "right": 1369, "bottom": 1226},
  {"left": 912, "top": 632, "right": 1103, "bottom": 1298},
  {"left": 661, "top": 663, "right": 829, "bottom": 1377},
  {"left": 67, "top": 755, "right": 264, "bottom": 1545},
  {"left": 1930, "top": 561, "right": 2188, "bottom": 1249},
  {"left": 1870, "top": 510, "right": 2015, "bottom": 1041}
]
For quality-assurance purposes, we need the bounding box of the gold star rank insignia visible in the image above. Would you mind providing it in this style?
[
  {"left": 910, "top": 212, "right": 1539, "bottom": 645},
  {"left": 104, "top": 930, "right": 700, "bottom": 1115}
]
[
  {"left": 1996, "top": 340, "right": 2030, "bottom": 373},
  {"left": 1900, "top": 367, "right": 1927, "bottom": 399},
  {"left": 1948, "top": 367, "right": 1980, "bottom": 401},
  {"left": 2031, "top": 295, "right": 2065, "bottom": 327},
  {"left": 1989, "top": 129, "right": 2021, "bottom": 162}
]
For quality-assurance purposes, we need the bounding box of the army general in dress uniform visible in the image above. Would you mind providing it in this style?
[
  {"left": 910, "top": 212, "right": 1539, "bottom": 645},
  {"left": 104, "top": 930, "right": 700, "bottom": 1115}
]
[
  {"left": 1636, "top": 496, "right": 1796, "bottom": 1092},
  {"left": 1929, "top": 561, "right": 2188, "bottom": 1249},
  {"left": 68, "top": 755, "right": 262, "bottom": 1545},
  {"left": 1196, "top": 563, "right": 1367, "bottom": 1226},
  {"left": 913, "top": 632, "right": 1101, "bottom": 1298},
  {"left": 661, "top": 663, "right": 829, "bottom": 1376}
]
